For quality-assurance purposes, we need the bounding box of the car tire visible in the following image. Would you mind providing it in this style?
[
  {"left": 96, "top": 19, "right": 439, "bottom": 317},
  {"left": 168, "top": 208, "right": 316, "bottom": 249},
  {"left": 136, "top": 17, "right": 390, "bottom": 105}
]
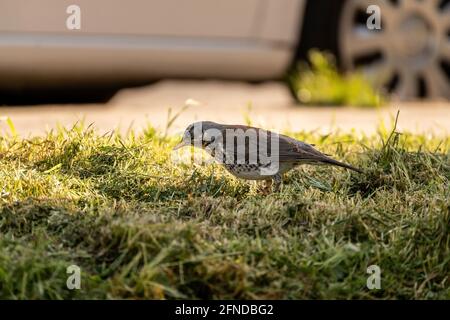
[
  {"left": 293, "top": 0, "right": 346, "bottom": 69},
  {"left": 295, "top": 0, "right": 450, "bottom": 101}
]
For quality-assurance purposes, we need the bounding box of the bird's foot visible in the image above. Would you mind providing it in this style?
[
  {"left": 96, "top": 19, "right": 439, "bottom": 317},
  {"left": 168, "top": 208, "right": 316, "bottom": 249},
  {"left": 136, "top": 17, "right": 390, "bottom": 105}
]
[
  {"left": 273, "top": 174, "right": 282, "bottom": 192},
  {"left": 260, "top": 179, "right": 272, "bottom": 195},
  {"left": 259, "top": 174, "right": 282, "bottom": 194}
]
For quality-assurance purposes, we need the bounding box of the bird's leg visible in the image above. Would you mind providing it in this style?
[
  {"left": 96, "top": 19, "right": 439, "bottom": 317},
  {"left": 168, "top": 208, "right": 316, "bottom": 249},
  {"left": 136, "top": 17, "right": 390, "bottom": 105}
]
[
  {"left": 261, "top": 179, "right": 272, "bottom": 195},
  {"left": 273, "top": 174, "right": 282, "bottom": 192}
]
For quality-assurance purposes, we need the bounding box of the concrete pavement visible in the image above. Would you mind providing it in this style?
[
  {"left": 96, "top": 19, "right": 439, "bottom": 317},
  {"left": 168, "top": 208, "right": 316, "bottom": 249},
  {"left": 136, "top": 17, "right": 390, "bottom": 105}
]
[{"left": 1, "top": 80, "right": 448, "bottom": 137}]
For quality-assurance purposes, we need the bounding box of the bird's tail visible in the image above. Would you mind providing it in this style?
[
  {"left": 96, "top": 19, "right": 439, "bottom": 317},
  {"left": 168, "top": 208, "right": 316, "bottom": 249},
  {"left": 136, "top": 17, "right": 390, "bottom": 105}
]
[{"left": 320, "top": 157, "right": 363, "bottom": 174}]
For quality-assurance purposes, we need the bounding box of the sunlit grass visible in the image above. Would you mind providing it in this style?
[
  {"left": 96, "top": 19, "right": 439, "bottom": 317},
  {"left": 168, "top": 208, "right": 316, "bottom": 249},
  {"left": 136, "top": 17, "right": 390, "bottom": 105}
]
[
  {"left": 289, "top": 50, "right": 386, "bottom": 108},
  {"left": 0, "top": 117, "right": 448, "bottom": 299}
]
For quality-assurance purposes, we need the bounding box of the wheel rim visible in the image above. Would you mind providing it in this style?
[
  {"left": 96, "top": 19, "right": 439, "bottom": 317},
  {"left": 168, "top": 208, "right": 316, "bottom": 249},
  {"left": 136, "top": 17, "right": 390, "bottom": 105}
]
[{"left": 339, "top": 0, "right": 450, "bottom": 100}]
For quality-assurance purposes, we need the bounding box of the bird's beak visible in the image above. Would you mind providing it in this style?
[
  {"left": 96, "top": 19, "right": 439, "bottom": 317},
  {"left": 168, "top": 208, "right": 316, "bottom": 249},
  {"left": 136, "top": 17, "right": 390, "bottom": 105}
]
[{"left": 173, "top": 141, "right": 187, "bottom": 151}]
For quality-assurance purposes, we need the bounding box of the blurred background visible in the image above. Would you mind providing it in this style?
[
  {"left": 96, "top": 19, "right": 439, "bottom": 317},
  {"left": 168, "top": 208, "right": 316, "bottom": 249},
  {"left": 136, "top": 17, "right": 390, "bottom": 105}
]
[{"left": 0, "top": 0, "right": 449, "bottom": 135}]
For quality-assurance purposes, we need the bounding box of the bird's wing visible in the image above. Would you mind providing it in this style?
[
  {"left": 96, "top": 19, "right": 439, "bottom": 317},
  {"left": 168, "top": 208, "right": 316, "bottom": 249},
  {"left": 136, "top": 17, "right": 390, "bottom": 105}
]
[
  {"left": 277, "top": 134, "right": 329, "bottom": 162},
  {"left": 220, "top": 125, "right": 327, "bottom": 163},
  {"left": 278, "top": 134, "right": 363, "bottom": 173}
]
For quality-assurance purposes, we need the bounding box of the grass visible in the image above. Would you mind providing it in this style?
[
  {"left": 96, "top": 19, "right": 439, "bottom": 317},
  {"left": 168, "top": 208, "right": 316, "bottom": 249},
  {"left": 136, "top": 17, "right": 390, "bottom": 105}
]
[
  {"left": 289, "top": 50, "right": 386, "bottom": 107},
  {"left": 0, "top": 116, "right": 448, "bottom": 299}
]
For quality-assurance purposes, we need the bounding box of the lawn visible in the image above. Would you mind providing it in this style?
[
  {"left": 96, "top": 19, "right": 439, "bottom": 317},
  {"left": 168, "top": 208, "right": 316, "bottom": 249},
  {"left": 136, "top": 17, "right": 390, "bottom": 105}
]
[
  {"left": 0, "top": 117, "right": 448, "bottom": 299},
  {"left": 289, "top": 50, "right": 385, "bottom": 107}
]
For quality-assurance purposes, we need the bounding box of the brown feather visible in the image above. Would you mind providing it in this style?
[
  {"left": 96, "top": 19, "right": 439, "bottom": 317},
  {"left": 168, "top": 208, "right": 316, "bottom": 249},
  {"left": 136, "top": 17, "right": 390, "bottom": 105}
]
[{"left": 218, "top": 124, "right": 362, "bottom": 173}]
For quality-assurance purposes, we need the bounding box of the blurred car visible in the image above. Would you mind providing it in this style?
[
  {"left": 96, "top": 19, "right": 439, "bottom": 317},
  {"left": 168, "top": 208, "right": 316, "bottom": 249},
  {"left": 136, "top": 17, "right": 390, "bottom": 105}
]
[{"left": 0, "top": 0, "right": 449, "bottom": 100}]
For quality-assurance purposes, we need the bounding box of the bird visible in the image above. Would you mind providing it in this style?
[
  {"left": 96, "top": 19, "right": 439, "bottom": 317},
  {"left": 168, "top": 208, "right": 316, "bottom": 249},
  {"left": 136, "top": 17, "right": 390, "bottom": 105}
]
[{"left": 173, "top": 121, "right": 362, "bottom": 193}]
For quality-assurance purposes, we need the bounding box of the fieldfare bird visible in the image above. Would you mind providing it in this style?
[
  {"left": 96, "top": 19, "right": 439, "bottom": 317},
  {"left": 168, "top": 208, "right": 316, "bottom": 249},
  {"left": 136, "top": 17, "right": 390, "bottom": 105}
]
[{"left": 174, "top": 121, "right": 362, "bottom": 192}]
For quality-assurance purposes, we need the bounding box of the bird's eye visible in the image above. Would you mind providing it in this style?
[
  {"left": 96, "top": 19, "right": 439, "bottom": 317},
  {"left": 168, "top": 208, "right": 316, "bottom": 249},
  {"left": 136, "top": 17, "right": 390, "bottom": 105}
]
[{"left": 203, "top": 135, "right": 215, "bottom": 147}]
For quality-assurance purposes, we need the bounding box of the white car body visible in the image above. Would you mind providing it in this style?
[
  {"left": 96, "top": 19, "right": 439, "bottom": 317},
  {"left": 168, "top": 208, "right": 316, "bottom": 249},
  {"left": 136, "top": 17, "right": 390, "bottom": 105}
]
[{"left": 0, "top": 0, "right": 306, "bottom": 89}]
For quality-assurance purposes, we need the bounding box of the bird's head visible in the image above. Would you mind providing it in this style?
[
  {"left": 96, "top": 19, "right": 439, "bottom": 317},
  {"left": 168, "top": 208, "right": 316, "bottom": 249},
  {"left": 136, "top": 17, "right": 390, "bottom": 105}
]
[{"left": 173, "top": 121, "right": 223, "bottom": 150}]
